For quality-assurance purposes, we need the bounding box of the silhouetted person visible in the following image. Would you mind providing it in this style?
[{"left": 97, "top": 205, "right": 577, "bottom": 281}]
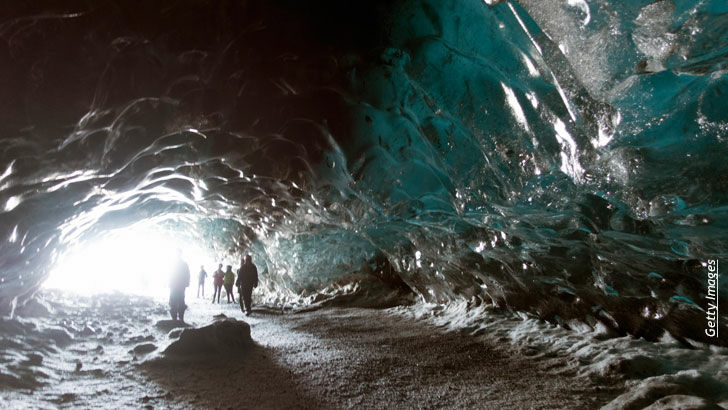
[
  {"left": 212, "top": 263, "right": 224, "bottom": 304},
  {"left": 197, "top": 265, "right": 207, "bottom": 298},
  {"left": 236, "top": 254, "right": 258, "bottom": 316},
  {"left": 169, "top": 250, "right": 190, "bottom": 321},
  {"left": 223, "top": 265, "right": 236, "bottom": 303}
]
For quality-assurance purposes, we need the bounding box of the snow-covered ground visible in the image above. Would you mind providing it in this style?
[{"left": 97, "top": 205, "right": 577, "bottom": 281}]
[
  {"left": 396, "top": 301, "right": 728, "bottom": 409},
  {"left": 1, "top": 290, "right": 726, "bottom": 408}
]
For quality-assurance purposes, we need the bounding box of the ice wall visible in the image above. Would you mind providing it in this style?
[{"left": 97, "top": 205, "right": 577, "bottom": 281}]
[
  {"left": 257, "top": 0, "right": 728, "bottom": 344},
  {"left": 0, "top": 0, "right": 726, "bottom": 343}
]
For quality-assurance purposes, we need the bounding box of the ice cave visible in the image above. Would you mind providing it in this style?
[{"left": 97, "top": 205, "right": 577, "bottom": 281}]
[{"left": 1, "top": 0, "right": 727, "bottom": 408}]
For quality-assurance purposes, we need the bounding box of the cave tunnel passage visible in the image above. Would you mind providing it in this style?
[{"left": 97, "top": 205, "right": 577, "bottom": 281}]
[
  {"left": 43, "top": 226, "right": 219, "bottom": 298},
  {"left": 1, "top": 0, "right": 727, "bottom": 345},
  {"left": 2, "top": 0, "right": 728, "bottom": 408},
  {"left": 0, "top": 0, "right": 392, "bottom": 312}
]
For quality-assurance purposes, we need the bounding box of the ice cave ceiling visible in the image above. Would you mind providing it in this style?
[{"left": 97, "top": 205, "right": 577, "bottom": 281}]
[{"left": 0, "top": 0, "right": 726, "bottom": 343}]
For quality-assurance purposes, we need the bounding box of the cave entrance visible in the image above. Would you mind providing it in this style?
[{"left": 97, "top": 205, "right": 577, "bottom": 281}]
[{"left": 43, "top": 227, "right": 215, "bottom": 298}]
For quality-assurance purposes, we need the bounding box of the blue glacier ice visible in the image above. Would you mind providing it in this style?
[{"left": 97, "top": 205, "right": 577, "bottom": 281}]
[{"left": 0, "top": 0, "right": 726, "bottom": 344}]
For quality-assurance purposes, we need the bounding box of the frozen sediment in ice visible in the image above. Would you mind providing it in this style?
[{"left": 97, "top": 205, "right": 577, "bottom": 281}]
[{"left": 161, "top": 318, "right": 252, "bottom": 357}]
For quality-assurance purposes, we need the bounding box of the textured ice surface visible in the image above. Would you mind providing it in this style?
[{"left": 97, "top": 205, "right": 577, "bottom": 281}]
[{"left": 0, "top": 0, "right": 726, "bottom": 345}]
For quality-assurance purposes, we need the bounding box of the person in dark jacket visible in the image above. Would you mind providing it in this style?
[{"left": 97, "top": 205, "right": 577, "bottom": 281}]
[
  {"left": 169, "top": 249, "right": 190, "bottom": 321},
  {"left": 212, "top": 263, "right": 224, "bottom": 304},
  {"left": 236, "top": 254, "right": 258, "bottom": 316}
]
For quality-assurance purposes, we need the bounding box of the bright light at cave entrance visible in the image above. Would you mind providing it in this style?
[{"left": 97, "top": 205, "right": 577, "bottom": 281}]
[{"left": 44, "top": 229, "right": 213, "bottom": 297}]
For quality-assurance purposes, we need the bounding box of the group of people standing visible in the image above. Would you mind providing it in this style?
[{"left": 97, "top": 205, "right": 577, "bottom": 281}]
[
  {"left": 195, "top": 255, "right": 259, "bottom": 315},
  {"left": 168, "top": 251, "right": 259, "bottom": 321},
  {"left": 198, "top": 264, "right": 234, "bottom": 303}
]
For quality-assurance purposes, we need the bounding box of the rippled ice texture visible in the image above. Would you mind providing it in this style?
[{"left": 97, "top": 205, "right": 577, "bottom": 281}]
[{"left": 0, "top": 0, "right": 726, "bottom": 343}]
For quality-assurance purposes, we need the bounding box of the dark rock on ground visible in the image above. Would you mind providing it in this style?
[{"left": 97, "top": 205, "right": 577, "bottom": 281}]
[
  {"left": 163, "top": 319, "right": 251, "bottom": 357},
  {"left": 131, "top": 343, "right": 157, "bottom": 355},
  {"left": 155, "top": 320, "right": 190, "bottom": 332},
  {"left": 42, "top": 327, "right": 73, "bottom": 346},
  {"left": 168, "top": 329, "right": 183, "bottom": 339}
]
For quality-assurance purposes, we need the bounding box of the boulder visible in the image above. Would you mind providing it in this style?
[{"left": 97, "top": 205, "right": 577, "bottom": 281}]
[{"left": 163, "top": 319, "right": 251, "bottom": 357}]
